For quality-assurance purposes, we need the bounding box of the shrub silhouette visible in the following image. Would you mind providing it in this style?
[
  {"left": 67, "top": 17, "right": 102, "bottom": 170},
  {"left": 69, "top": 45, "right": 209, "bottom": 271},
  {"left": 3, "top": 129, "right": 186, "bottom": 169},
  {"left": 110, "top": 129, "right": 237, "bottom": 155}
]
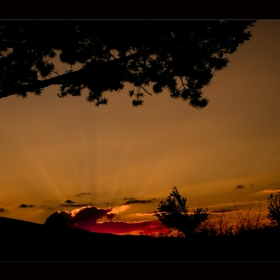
[
  {"left": 195, "top": 213, "right": 234, "bottom": 237},
  {"left": 267, "top": 192, "right": 280, "bottom": 227},
  {"left": 155, "top": 186, "right": 208, "bottom": 237},
  {"left": 197, "top": 201, "right": 269, "bottom": 237},
  {"left": 234, "top": 203, "right": 267, "bottom": 234}
]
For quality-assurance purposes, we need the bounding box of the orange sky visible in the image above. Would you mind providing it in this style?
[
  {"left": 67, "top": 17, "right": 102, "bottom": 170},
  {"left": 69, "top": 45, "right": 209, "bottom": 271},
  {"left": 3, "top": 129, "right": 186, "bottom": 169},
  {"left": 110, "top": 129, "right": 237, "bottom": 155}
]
[{"left": 0, "top": 20, "right": 280, "bottom": 233}]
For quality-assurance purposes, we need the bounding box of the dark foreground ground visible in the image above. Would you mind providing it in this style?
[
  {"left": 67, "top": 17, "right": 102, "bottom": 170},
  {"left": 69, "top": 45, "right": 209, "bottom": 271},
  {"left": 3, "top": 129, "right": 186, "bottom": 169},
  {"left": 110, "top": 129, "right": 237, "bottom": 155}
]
[{"left": 0, "top": 217, "right": 279, "bottom": 261}]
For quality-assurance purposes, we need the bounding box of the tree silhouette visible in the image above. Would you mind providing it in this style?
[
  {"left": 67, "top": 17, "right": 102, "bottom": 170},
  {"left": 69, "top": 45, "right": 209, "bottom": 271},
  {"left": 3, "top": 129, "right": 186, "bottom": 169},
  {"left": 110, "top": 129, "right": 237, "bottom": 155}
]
[
  {"left": 155, "top": 186, "right": 208, "bottom": 237},
  {"left": 267, "top": 192, "right": 280, "bottom": 227},
  {"left": 0, "top": 20, "right": 255, "bottom": 107}
]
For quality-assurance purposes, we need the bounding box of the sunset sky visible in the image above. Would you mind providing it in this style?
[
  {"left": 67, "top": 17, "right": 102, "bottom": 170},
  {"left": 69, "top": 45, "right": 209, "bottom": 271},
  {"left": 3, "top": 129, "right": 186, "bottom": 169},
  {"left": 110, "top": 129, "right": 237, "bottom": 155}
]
[{"left": 0, "top": 20, "right": 280, "bottom": 235}]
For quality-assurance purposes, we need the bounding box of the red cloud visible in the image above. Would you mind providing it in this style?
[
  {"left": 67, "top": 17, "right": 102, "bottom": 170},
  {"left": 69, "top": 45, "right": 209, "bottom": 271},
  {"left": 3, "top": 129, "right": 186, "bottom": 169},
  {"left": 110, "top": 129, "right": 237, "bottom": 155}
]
[
  {"left": 45, "top": 205, "right": 168, "bottom": 236},
  {"left": 70, "top": 220, "right": 169, "bottom": 236}
]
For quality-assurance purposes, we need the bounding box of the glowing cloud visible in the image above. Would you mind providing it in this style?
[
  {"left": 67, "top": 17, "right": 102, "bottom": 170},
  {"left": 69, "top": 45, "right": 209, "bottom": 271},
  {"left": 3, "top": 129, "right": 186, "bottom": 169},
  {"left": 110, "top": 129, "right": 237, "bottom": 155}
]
[
  {"left": 131, "top": 212, "right": 156, "bottom": 217},
  {"left": 44, "top": 205, "right": 167, "bottom": 236},
  {"left": 262, "top": 188, "right": 280, "bottom": 193},
  {"left": 108, "top": 205, "right": 130, "bottom": 215}
]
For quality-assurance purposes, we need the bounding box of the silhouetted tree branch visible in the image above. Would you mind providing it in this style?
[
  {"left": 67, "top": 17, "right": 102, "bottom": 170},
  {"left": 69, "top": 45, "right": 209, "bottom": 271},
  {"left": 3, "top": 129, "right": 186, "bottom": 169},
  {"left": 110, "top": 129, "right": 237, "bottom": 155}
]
[{"left": 0, "top": 20, "right": 255, "bottom": 107}]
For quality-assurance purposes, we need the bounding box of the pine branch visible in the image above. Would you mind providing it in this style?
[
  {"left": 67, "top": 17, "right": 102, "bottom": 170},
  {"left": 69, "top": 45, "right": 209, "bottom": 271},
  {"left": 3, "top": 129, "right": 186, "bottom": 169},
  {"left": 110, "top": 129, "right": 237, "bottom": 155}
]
[{"left": 0, "top": 48, "right": 151, "bottom": 99}]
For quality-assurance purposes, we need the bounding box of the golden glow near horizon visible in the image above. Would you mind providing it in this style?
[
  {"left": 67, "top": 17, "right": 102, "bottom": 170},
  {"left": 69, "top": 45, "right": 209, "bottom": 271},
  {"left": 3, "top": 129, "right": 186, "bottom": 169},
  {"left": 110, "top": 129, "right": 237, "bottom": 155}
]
[{"left": 0, "top": 21, "right": 280, "bottom": 228}]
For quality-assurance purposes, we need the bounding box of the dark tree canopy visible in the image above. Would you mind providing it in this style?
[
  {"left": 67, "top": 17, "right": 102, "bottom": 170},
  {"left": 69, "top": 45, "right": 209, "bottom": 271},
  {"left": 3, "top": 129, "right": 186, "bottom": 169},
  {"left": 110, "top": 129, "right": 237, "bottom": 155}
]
[
  {"left": 0, "top": 20, "right": 255, "bottom": 107},
  {"left": 155, "top": 187, "right": 208, "bottom": 237}
]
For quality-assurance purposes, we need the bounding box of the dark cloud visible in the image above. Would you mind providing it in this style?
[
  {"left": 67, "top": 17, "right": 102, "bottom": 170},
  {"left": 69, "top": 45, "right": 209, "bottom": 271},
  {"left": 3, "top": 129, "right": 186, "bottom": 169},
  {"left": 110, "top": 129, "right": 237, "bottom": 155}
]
[
  {"left": 45, "top": 210, "right": 72, "bottom": 227},
  {"left": 72, "top": 206, "right": 110, "bottom": 224},
  {"left": 211, "top": 209, "right": 234, "bottom": 213},
  {"left": 106, "top": 213, "right": 115, "bottom": 220},
  {"left": 236, "top": 185, "right": 245, "bottom": 189},
  {"left": 45, "top": 206, "right": 113, "bottom": 228},
  {"left": 65, "top": 200, "right": 75, "bottom": 204},
  {"left": 19, "top": 204, "right": 34, "bottom": 208},
  {"left": 272, "top": 188, "right": 280, "bottom": 190},
  {"left": 123, "top": 197, "right": 136, "bottom": 201},
  {"left": 124, "top": 198, "right": 157, "bottom": 205},
  {"left": 75, "top": 193, "right": 91, "bottom": 196},
  {"left": 60, "top": 203, "right": 93, "bottom": 207},
  {"left": 250, "top": 184, "right": 254, "bottom": 187},
  {"left": 0, "top": 208, "right": 7, "bottom": 212}
]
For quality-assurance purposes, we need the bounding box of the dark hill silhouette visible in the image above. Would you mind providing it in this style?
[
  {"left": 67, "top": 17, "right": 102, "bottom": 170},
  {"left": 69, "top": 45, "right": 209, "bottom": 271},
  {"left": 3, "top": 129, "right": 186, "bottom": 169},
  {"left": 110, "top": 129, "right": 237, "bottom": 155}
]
[{"left": 0, "top": 217, "right": 279, "bottom": 261}]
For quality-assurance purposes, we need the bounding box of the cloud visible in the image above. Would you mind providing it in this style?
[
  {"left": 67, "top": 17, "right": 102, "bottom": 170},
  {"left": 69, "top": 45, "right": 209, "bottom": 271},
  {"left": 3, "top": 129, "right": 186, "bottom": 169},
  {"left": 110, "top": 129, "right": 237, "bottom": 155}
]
[
  {"left": 207, "top": 200, "right": 261, "bottom": 210},
  {"left": 124, "top": 198, "right": 157, "bottom": 205},
  {"left": 0, "top": 208, "right": 7, "bottom": 212},
  {"left": 105, "top": 205, "right": 131, "bottom": 220},
  {"left": 108, "top": 205, "right": 130, "bottom": 215},
  {"left": 44, "top": 204, "right": 163, "bottom": 235},
  {"left": 131, "top": 212, "right": 156, "bottom": 217},
  {"left": 45, "top": 206, "right": 112, "bottom": 228},
  {"left": 262, "top": 188, "right": 280, "bottom": 193},
  {"left": 236, "top": 185, "right": 245, "bottom": 189},
  {"left": 123, "top": 197, "right": 136, "bottom": 201},
  {"left": 250, "top": 184, "right": 254, "bottom": 187},
  {"left": 19, "top": 204, "right": 34, "bottom": 208},
  {"left": 60, "top": 203, "right": 93, "bottom": 207},
  {"left": 45, "top": 210, "right": 72, "bottom": 227},
  {"left": 46, "top": 205, "right": 132, "bottom": 228},
  {"left": 211, "top": 209, "right": 234, "bottom": 213},
  {"left": 75, "top": 193, "right": 91, "bottom": 196},
  {"left": 65, "top": 200, "right": 75, "bottom": 204},
  {"left": 71, "top": 206, "right": 110, "bottom": 224},
  {"left": 71, "top": 220, "right": 169, "bottom": 235},
  {"left": 106, "top": 213, "right": 115, "bottom": 220}
]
